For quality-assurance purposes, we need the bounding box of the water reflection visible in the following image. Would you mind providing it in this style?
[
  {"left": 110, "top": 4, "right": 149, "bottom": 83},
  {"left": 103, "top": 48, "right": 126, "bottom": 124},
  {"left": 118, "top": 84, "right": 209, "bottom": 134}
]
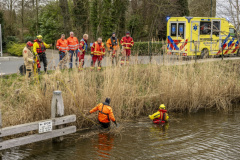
[
  {"left": 149, "top": 122, "right": 169, "bottom": 137},
  {"left": 93, "top": 133, "right": 114, "bottom": 159}
]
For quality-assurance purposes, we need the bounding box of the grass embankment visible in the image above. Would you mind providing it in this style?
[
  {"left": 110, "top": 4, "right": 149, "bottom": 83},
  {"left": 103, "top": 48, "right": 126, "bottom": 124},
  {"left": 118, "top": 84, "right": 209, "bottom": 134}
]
[{"left": 0, "top": 60, "right": 240, "bottom": 129}]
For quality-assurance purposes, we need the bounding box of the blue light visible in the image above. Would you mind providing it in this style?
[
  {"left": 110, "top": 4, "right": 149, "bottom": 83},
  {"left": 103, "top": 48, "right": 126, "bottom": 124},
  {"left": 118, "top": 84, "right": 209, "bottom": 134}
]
[
  {"left": 226, "top": 17, "right": 230, "bottom": 22},
  {"left": 166, "top": 16, "right": 171, "bottom": 21}
]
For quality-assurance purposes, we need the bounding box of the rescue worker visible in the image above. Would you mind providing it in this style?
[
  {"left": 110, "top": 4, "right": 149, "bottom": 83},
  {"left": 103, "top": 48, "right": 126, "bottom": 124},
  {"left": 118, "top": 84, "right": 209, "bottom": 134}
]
[
  {"left": 89, "top": 98, "right": 117, "bottom": 128},
  {"left": 91, "top": 38, "right": 105, "bottom": 71},
  {"left": 106, "top": 32, "right": 120, "bottom": 65},
  {"left": 33, "top": 35, "right": 52, "bottom": 73},
  {"left": 56, "top": 34, "right": 68, "bottom": 69},
  {"left": 67, "top": 31, "right": 79, "bottom": 69},
  {"left": 120, "top": 31, "right": 134, "bottom": 65},
  {"left": 149, "top": 104, "right": 169, "bottom": 124},
  {"left": 22, "top": 41, "right": 34, "bottom": 78},
  {"left": 78, "top": 34, "right": 88, "bottom": 71}
]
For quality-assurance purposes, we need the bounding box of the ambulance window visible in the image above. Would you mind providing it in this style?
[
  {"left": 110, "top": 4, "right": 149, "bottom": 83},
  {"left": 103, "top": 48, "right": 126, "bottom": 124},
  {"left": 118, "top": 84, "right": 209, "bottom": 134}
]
[
  {"left": 213, "top": 21, "right": 220, "bottom": 36},
  {"left": 178, "top": 23, "right": 185, "bottom": 38},
  {"left": 200, "top": 22, "right": 211, "bottom": 35},
  {"left": 171, "top": 23, "right": 177, "bottom": 36},
  {"left": 229, "top": 28, "right": 237, "bottom": 38}
]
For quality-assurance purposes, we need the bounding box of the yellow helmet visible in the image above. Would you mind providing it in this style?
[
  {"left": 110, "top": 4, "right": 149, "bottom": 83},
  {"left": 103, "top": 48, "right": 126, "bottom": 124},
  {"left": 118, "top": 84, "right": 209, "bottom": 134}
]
[
  {"left": 159, "top": 104, "right": 166, "bottom": 109},
  {"left": 37, "top": 35, "right": 43, "bottom": 39}
]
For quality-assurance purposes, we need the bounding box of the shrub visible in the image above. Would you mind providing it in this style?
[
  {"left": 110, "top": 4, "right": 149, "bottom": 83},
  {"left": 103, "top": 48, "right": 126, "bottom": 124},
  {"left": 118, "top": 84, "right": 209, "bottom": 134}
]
[
  {"left": 6, "top": 36, "right": 19, "bottom": 43},
  {"left": 6, "top": 42, "right": 26, "bottom": 56},
  {"left": 131, "top": 42, "right": 163, "bottom": 56},
  {"left": 24, "top": 36, "right": 35, "bottom": 43}
]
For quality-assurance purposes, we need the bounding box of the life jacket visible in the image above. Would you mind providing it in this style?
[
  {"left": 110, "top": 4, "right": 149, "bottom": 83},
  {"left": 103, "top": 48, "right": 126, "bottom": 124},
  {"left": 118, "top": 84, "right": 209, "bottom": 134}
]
[
  {"left": 34, "top": 39, "right": 46, "bottom": 54},
  {"left": 98, "top": 102, "right": 111, "bottom": 123},
  {"left": 153, "top": 109, "right": 169, "bottom": 124},
  {"left": 80, "top": 38, "right": 88, "bottom": 52},
  {"left": 93, "top": 42, "right": 105, "bottom": 56}
]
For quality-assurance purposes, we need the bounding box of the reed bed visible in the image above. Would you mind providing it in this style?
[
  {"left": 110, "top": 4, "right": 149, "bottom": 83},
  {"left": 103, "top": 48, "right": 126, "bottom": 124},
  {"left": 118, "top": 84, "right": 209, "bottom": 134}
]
[{"left": 1, "top": 60, "right": 240, "bottom": 128}]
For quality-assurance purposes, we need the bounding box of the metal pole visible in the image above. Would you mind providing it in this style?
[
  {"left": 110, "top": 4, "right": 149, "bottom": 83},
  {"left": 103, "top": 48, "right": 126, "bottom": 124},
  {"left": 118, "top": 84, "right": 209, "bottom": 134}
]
[{"left": 0, "top": 24, "right": 2, "bottom": 57}]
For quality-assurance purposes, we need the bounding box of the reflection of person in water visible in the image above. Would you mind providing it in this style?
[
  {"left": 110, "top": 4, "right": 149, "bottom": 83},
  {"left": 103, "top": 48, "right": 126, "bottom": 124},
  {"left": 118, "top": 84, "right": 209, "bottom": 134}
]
[
  {"left": 95, "top": 133, "right": 114, "bottom": 159},
  {"left": 149, "top": 123, "right": 169, "bottom": 137}
]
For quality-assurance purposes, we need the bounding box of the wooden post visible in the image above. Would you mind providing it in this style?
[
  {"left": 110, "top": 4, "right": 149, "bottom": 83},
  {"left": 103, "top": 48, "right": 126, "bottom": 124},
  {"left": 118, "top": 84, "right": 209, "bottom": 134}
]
[
  {"left": 0, "top": 110, "right": 2, "bottom": 156},
  {"left": 51, "top": 91, "right": 64, "bottom": 142}
]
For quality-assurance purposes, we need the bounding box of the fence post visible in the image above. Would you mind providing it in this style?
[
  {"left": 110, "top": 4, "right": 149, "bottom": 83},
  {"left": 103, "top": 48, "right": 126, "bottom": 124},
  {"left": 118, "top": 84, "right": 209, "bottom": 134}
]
[
  {"left": 222, "top": 46, "right": 224, "bottom": 60},
  {"left": 194, "top": 41, "right": 197, "bottom": 63},
  {"left": 51, "top": 91, "right": 64, "bottom": 142}
]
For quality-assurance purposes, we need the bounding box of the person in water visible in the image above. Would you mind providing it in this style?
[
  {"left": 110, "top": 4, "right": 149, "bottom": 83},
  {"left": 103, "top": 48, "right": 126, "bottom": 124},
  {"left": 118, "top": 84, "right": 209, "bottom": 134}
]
[
  {"left": 89, "top": 98, "right": 118, "bottom": 128},
  {"left": 149, "top": 104, "right": 169, "bottom": 124}
]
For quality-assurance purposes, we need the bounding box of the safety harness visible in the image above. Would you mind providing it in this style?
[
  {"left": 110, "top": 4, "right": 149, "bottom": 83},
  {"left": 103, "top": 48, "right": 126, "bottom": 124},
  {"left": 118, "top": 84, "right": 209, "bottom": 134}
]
[
  {"left": 35, "top": 40, "right": 46, "bottom": 54},
  {"left": 99, "top": 103, "right": 110, "bottom": 121},
  {"left": 110, "top": 37, "right": 118, "bottom": 48}
]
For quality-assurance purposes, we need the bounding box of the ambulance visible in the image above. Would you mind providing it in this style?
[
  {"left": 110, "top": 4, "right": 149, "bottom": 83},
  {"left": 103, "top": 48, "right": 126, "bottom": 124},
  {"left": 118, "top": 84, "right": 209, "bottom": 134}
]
[{"left": 166, "top": 17, "right": 239, "bottom": 58}]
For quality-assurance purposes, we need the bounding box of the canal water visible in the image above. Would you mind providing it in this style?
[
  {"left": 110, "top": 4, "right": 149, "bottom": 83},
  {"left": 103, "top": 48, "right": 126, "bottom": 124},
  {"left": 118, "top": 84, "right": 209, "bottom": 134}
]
[{"left": 2, "top": 110, "right": 240, "bottom": 160}]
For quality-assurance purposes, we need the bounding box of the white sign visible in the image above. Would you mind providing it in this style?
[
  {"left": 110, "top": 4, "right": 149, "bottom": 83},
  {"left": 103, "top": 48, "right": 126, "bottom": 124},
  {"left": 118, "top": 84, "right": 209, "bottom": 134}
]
[{"left": 39, "top": 121, "right": 52, "bottom": 133}]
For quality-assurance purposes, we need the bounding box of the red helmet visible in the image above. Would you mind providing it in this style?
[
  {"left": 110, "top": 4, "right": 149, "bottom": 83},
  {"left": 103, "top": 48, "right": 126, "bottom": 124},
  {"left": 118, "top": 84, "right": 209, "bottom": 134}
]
[{"left": 27, "top": 41, "right": 33, "bottom": 47}]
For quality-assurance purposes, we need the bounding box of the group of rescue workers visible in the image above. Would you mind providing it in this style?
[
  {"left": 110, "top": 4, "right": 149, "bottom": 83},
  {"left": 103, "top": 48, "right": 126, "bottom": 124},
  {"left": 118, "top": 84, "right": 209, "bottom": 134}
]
[
  {"left": 22, "top": 31, "right": 168, "bottom": 129},
  {"left": 22, "top": 31, "right": 134, "bottom": 78}
]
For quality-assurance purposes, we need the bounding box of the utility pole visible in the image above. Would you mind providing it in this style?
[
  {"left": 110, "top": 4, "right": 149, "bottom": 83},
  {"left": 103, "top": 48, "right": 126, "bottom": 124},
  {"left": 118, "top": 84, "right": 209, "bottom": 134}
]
[{"left": 210, "top": 0, "right": 213, "bottom": 17}]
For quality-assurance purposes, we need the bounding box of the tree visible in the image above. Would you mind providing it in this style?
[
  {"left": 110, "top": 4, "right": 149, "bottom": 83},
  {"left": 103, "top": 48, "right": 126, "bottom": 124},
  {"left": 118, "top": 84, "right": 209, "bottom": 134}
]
[
  {"left": 0, "top": 10, "right": 5, "bottom": 48},
  {"left": 73, "top": 0, "right": 89, "bottom": 36},
  {"left": 59, "top": 0, "right": 71, "bottom": 35},
  {"left": 39, "top": 1, "right": 63, "bottom": 44},
  {"left": 178, "top": 0, "right": 189, "bottom": 16}
]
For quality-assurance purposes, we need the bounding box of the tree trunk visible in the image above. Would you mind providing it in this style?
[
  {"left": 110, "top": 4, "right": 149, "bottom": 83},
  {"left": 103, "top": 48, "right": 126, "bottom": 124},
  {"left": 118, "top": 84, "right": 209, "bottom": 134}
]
[{"left": 59, "top": 0, "right": 71, "bottom": 35}]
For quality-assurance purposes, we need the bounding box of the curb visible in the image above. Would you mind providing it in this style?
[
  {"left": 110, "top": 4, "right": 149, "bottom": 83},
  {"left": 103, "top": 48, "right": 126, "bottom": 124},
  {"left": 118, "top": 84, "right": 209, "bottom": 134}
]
[{"left": 0, "top": 57, "right": 22, "bottom": 62}]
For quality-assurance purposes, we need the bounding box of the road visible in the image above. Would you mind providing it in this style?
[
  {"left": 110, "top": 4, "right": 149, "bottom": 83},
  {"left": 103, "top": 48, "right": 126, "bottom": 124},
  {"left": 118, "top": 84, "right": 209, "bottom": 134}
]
[{"left": 1, "top": 49, "right": 240, "bottom": 75}]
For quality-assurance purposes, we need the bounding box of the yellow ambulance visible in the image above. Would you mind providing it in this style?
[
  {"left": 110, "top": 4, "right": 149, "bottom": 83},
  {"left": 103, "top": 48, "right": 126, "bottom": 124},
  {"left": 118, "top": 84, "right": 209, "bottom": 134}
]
[{"left": 166, "top": 17, "right": 239, "bottom": 58}]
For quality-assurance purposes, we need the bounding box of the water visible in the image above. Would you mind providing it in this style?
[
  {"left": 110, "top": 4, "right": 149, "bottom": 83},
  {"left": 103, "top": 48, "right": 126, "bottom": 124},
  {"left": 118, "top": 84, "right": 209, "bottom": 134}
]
[{"left": 1, "top": 111, "right": 240, "bottom": 160}]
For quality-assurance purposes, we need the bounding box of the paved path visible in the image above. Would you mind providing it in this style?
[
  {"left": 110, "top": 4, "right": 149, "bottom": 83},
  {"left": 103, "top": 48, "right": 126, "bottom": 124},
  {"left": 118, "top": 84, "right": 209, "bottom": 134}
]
[{"left": 0, "top": 49, "right": 240, "bottom": 75}]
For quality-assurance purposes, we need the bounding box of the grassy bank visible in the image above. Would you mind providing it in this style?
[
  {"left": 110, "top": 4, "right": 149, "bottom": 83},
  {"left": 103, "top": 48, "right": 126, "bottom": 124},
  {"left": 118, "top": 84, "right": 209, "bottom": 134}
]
[{"left": 1, "top": 60, "right": 240, "bottom": 129}]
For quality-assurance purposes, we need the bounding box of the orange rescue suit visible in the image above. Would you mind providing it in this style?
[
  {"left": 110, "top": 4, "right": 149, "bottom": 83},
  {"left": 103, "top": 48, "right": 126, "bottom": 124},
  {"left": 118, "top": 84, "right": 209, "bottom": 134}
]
[{"left": 90, "top": 103, "right": 116, "bottom": 123}]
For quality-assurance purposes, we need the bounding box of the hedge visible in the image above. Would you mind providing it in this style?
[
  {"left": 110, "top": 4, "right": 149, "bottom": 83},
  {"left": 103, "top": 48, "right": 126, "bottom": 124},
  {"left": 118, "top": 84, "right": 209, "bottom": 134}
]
[
  {"left": 7, "top": 42, "right": 26, "bottom": 56},
  {"left": 131, "top": 42, "right": 163, "bottom": 56}
]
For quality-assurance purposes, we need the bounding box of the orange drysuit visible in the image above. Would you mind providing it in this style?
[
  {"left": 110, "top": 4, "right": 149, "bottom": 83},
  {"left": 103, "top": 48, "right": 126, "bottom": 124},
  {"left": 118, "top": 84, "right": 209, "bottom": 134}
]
[
  {"left": 106, "top": 37, "right": 119, "bottom": 52},
  {"left": 90, "top": 103, "right": 116, "bottom": 123}
]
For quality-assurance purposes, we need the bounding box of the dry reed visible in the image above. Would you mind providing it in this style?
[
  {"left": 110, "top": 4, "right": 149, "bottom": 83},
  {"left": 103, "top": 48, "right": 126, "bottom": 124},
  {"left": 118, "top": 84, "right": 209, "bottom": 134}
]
[{"left": 1, "top": 60, "right": 240, "bottom": 129}]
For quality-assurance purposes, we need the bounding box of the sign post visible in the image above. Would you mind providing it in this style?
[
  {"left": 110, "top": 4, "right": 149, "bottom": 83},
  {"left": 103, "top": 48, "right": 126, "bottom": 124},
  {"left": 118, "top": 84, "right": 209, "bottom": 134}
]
[{"left": 0, "top": 24, "right": 2, "bottom": 57}]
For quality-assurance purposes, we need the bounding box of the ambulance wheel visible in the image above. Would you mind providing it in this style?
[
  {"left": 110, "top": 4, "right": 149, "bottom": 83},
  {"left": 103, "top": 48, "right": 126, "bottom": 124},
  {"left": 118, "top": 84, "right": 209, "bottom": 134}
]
[{"left": 201, "top": 49, "right": 209, "bottom": 59}]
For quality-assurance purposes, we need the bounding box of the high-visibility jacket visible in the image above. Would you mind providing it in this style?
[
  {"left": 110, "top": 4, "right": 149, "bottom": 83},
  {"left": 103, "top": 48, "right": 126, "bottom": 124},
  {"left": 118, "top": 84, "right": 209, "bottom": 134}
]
[
  {"left": 90, "top": 103, "right": 116, "bottom": 123},
  {"left": 106, "top": 37, "right": 119, "bottom": 51},
  {"left": 149, "top": 109, "right": 169, "bottom": 121},
  {"left": 120, "top": 36, "right": 134, "bottom": 49},
  {"left": 67, "top": 37, "right": 79, "bottom": 50},
  {"left": 79, "top": 38, "right": 88, "bottom": 54},
  {"left": 56, "top": 38, "right": 68, "bottom": 53},
  {"left": 33, "top": 39, "right": 50, "bottom": 55},
  {"left": 23, "top": 46, "right": 34, "bottom": 66},
  {"left": 91, "top": 42, "right": 105, "bottom": 56}
]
